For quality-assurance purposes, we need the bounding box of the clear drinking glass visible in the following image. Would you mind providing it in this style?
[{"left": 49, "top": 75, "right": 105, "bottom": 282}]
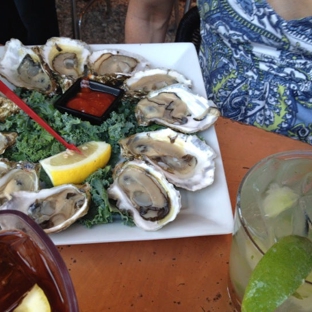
[
  {"left": 0, "top": 210, "right": 79, "bottom": 311},
  {"left": 228, "top": 150, "right": 312, "bottom": 311}
]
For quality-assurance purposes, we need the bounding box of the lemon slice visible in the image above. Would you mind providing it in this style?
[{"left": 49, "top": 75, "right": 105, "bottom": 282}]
[
  {"left": 13, "top": 284, "right": 51, "bottom": 312},
  {"left": 40, "top": 141, "right": 111, "bottom": 186},
  {"left": 242, "top": 235, "right": 312, "bottom": 312}
]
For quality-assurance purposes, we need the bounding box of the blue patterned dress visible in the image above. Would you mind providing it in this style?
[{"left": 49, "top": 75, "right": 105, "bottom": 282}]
[{"left": 197, "top": 0, "right": 312, "bottom": 143}]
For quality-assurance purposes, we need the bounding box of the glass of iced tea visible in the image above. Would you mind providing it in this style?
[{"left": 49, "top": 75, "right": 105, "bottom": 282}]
[
  {"left": 0, "top": 210, "right": 79, "bottom": 311},
  {"left": 228, "top": 150, "right": 312, "bottom": 311}
]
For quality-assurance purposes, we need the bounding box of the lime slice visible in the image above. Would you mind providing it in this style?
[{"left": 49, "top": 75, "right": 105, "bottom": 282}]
[
  {"left": 242, "top": 235, "right": 312, "bottom": 312},
  {"left": 13, "top": 284, "right": 51, "bottom": 312},
  {"left": 262, "top": 183, "right": 299, "bottom": 217}
]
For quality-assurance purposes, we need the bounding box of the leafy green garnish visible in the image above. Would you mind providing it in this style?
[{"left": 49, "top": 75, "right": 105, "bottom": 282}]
[{"left": 0, "top": 88, "right": 161, "bottom": 227}]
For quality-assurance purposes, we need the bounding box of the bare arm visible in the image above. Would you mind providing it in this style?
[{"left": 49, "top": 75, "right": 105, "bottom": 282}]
[
  {"left": 125, "top": 0, "right": 176, "bottom": 43},
  {"left": 267, "top": 0, "right": 312, "bottom": 20}
]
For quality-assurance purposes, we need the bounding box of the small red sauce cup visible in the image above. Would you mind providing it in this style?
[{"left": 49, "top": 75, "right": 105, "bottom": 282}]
[{"left": 54, "top": 78, "right": 124, "bottom": 125}]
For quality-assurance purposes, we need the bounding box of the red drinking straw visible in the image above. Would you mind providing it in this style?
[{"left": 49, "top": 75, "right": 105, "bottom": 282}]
[{"left": 0, "top": 80, "right": 82, "bottom": 154}]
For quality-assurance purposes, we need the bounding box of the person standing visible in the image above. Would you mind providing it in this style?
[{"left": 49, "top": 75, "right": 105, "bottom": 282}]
[{"left": 125, "top": 0, "right": 175, "bottom": 43}]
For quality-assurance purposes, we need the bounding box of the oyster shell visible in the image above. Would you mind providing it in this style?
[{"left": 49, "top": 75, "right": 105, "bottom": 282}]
[
  {"left": 135, "top": 84, "right": 220, "bottom": 133},
  {"left": 119, "top": 128, "right": 216, "bottom": 191},
  {"left": 124, "top": 68, "right": 192, "bottom": 95},
  {"left": 108, "top": 159, "right": 181, "bottom": 231},
  {"left": 89, "top": 49, "right": 149, "bottom": 76},
  {"left": 0, "top": 161, "right": 40, "bottom": 205},
  {"left": 0, "top": 158, "right": 24, "bottom": 177},
  {"left": 87, "top": 73, "right": 128, "bottom": 88},
  {"left": 0, "top": 132, "right": 17, "bottom": 154},
  {"left": 0, "top": 94, "right": 20, "bottom": 122},
  {"left": 0, "top": 160, "right": 10, "bottom": 177},
  {"left": 0, "top": 183, "right": 91, "bottom": 233},
  {"left": 41, "top": 37, "right": 91, "bottom": 90},
  {"left": 0, "top": 39, "right": 57, "bottom": 94}
]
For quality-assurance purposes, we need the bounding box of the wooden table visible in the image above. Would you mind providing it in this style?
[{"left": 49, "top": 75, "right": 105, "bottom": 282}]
[{"left": 58, "top": 117, "right": 312, "bottom": 312}]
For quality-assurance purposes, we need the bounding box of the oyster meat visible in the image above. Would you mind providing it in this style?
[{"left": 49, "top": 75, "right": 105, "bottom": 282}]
[
  {"left": 41, "top": 37, "right": 91, "bottom": 91},
  {"left": 135, "top": 84, "right": 220, "bottom": 133},
  {"left": 89, "top": 49, "right": 149, "bottom": 76},
  {"left": 0, "top": 158, "right": 23, "bottom": 178},
  {"left": 0, "top": 132, "right": 17, "bottom": 154},
  {"left": 119, "top": 128, "right": 216, "bottom": 191},
  {"left": 0, "top": 39, "right": 57, "bottom": 94},
  {"left": 124, "top": 68, "right": 192, "bottom": 95},
  {"left": 108, "top": 159, "right": 181, "bottom": 231},
  {"left": 0, "top": 161, "right": 40, "bottom": 205},
  {"left": 0, "top": 183, "right": 91, "bottom": 233}
]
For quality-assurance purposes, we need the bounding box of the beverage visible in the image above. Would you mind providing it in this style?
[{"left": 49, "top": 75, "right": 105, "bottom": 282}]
[
  {"left": 0, "top": 230, "right": 66, "bottom": 311},
  {"left": 0, "top": 210, "right": 78, "bottom": 312},
  {"left": 229, "top": 151, "right": 312, "bottom": 311}
]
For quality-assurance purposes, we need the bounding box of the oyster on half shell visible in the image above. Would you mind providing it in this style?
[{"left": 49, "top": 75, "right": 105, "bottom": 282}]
[
  {"left": 0, "top": 39, "right": 57, "bottom": 94},
  {"left": 135, "top": 84, "right": 220, "bottom": 133},
  {"left": 41, "top": 37, "right": 91, "bottom": 78},
  {"left": 124, "top": 68, "right": 192, "bottom": 96},
  {"left": 0, "top": 132, "right": 17, "bottom": 154},
  {"left": 0, "top": 183, "right": 91, "bottom": 233},
  {"left": 0, "top": 160, "right": 40, "bottom": 205},
  {"left": 89, "top": 49, "right": 149, "bottom": 76},
  {"left": 0, "top": 95, "right": 20, "bottom": 122},
  {"left": 119, "top": 128, "right": 216, "bottom": 191},
  {"left": 108, "top": 159, "right": 181, "bottom": 231},
  {"left": 41, "top": 37, "right": 91, "bottom": 91}
]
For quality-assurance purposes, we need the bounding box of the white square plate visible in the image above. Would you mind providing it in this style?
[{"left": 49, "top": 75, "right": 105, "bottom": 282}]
[{"left": 1, "top": 42, "right": 234, "bottom": 245}]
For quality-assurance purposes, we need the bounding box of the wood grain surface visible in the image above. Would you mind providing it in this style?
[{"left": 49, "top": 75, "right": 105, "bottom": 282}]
[{"left": 58, "top": 117, "right": 312, "bottom": 312}]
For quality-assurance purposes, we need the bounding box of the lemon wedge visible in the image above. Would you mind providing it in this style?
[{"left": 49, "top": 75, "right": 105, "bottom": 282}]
[
  {"left": 13, "top": 284, "right": 51, "bottom": 312},
  {"left": 40, "top": 141, "right": 111, "bottom": 186},
  {"left": 242, "top": 235, "right": 312, "bottom": 312}
]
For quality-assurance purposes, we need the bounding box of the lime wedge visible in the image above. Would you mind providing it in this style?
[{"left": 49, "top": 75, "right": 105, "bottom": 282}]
[
  {"left": 242, "top": 235, "right": 312, "bottom": 312},
  {"left": 262, "top": 183, "right": 299, "bottom": 217}
]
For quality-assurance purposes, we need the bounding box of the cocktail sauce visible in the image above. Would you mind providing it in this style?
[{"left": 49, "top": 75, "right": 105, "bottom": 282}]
[
  {"left": 0, "top": 230, "right": 69, "bottom": 311},
  {"left": 66, "top": 87, "right": 116, "bottom": 117}
]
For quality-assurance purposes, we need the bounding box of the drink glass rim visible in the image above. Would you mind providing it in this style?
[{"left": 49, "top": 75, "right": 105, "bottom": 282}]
[{"left": 236, "top": 149, "right": 312, "bottom": 285}]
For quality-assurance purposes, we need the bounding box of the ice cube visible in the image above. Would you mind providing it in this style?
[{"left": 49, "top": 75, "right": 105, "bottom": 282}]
[
  {"left": 276, "top": 158, "right": 312, "bottom": 191},
  {"left": 261, "top": 183, "right": 299, "bottom": 218}
]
